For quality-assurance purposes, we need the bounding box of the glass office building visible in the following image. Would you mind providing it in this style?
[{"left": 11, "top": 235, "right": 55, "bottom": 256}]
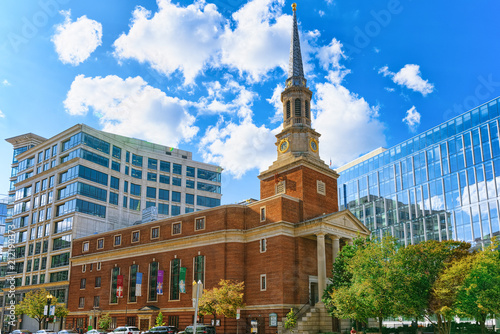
[{"left": 337, "top": 97, "right": 500, "bottom": 248}]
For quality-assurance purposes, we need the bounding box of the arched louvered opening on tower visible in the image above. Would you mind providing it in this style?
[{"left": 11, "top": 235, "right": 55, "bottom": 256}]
[
  {"left": 295, "top": 98, "right": 301, "bottom": 117},
  {"left": 286, "top": 100, "right": 291, "bottom": 119},
  {"left": 305, "top": 100, "right": 310, "bottom": 119}
]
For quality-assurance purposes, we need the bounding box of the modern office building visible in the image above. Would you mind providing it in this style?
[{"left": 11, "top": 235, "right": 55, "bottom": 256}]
[
  {"left": 337, "top": 97, "right": 500, "bottom": 248},
  {"left": 0, "top": 124, "right": 222, "bottom": 331}
]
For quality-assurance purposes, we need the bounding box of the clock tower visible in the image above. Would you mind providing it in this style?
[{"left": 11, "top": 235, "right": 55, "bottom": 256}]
[{"left": 258, "top": 3, "right": 339, "bottom": 220}]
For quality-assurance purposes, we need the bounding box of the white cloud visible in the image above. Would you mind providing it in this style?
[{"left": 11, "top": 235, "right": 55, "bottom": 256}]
[
  {"left": 0, "top": 109, "right": 5, "bottom": 118},
  {"left": 378, "top": 64, "right": 434, "bottom": 96},
  {"left": 199, "top": 117, "right": 278, "bottom": 178},
  {"left": 220, "top": 0, "right": 291, "bottom": 82},
  {"left": 402, "top": 106, "right": 421, "bottom": 132},
  {"left": 113, "top": 0, "right": 224, "bottom": 84},
  {"left": 52, "top": 10, "right": 102, "bottom": 66},
  {"left": 314, "top": 74, "right": 386, "bottom": 167},
  {"left": 317, "top": 38, "right": 350, "bottom": 84},
  {"left": 64, "top": 75, "right": 198, "bottom": 146},
  {"left": 318, "top": 10, "right": 325, "bottom": 17},
  {"left": 2, "top": 79, "right": 11, "bottom": 86},
  {"left": 384, "top": 87, "right": 395, "bottom": 92},
  {"left": 267, "top": 83, "right": 285, "bottom": 123}
]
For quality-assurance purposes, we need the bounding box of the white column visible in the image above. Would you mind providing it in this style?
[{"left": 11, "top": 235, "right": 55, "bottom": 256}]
[
  {"left": 316, "top": 233, "right": 327, "bottom": 293},
  {"left": 332, "top": 236, "right": 340, "bottom": 261}
]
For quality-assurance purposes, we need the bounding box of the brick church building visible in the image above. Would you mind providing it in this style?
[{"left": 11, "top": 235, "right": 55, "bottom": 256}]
[{"left": 66, "top": 5, "right": 370, "bottom": 334}]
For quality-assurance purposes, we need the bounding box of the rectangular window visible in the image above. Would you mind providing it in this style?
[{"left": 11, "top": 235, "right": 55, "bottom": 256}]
[
  {"left": 151, "top": 227, "right": 160, "bottom": 239},
  {"left": 172, "top": 177, "right": 182, "bottom": 186},
  {"left": 158, "top": 203, "right": 169, "bottom": 215},
  {"left": 172, "top": 191, "right": 181, "bottom": 202},
  {"left": 260, "top": 239, "right": 267, "bottom": 253},
  {"left": 171, "top": 205, "right": 180, "bottom": 216},
  {"left": 159, "top": 189, "right": 169, "bottom": 201},
  {"left": 94, "top": 296, "right": 100, "bottom": 307},
  {"left": 172, "top": 222, "right": 181, "bottom": 235},
  {"left": 132, "top": 154, "right": 143, "bottom": 167},
  {"left": 51, "top": 252, "right": 70, "bottom": 268},
  {"left": 197, "top": 195, "right": 220, "bottom": 208},
  {"left": 110, "top": 267, "right": 120, "bottom": 304},
  {"left": 131, "top": 183, "right": 141, "bottom": 196},
  {"left": 123, "top": 195, "right": 128, "bottom": 208},
  {"left": 173, "top": 163, "right": 182, "bottom": 175},
  {"left": 95, "top": 276, "right": 101, "bottom": 287},
  {"left": 148, "top": 261, "right": 158, "bottom": 302},
  {"left": 112, "top": 161, "right": 120, "bottom": 172},
  {"left": 130, "top": 198, "right": 141, "bottom": 211},
  {"left": 260, "top": 207, "right": 266, "bottom": 222},
  {"left": 194, "top": 255, "right": 204, "bottom": 284},
  {"left": 97, "top": 238, "right": 104, "bottom": 249},
  {"left": 83, "top": 241, "right": 89, "bottom": 252},
  {"left": 82, "top": 264, "right": 86, "bottom": 272},
  {"left": 186, "top": 180, "right": 195, "bottom": 189},
  {"left": 186, "top": 166, "right": 195, "bottom": 177},
  {"left": 146, "top": 187, "right": 156, "bottom": 199},
  {"left": 195, "top": 217, "right": 205, "bottom": 231},
  {"left": 147, "top": 172, "right": 157, "bottom": 182},
  {"left": 129, "top": 264, "right": 138, "bottom": 302},
  {"left": 109, "top": 192, "right": 118, "bottom": 205},
  {"left": 260, "top": 274, "right": 267, "bottom": 291},
  {"left": 186, "top": 193, "right": 194, "bottom": 205},
  {"left": 160, "top": 161, "right": 170, "bottom": 172},
  {"left": 80, "top": 278, "right": 86, "bottom": 289},
  {"left": 132, "top": 231, "right": 140, "bottom": 243},
  {"left": 110, "top": 176, "right": 120, "bottom": 190},
  {"left": 114, "top": 235, "right": 122, "bottom": 246},
  {"left": 79, "top": 297, "right": 85, "bottom": 308},
  {"left": 112, "top": 146, "right": 121, "bottom": 159},
  {"left": 131, "top": 168, "right": 142, "bottom": 179},
  {"left": 148, "top": 158, "right": 158, "bottom": 170},
  {"left": 170, "top": 258, "right": 180, "bottom": 300},
  {"left": 159, "top": 174, "right": 170, "bottom": 184}
]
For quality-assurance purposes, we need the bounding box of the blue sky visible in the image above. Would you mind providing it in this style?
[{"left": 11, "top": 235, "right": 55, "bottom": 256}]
[{"left": 1, "top": 0, "right": 500, "bottom": 204}]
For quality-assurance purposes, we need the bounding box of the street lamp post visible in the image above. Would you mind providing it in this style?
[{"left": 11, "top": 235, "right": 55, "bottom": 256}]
[{"left": 46, "top": 293, "right": 54, "bottom": 330}]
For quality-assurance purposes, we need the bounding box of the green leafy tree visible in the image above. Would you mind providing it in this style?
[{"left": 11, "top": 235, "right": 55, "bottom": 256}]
[
  {"left": 55, "top": 305, "right": 70, "bottom": 331},
  {"left": 455, "top": 240, "right": 500, "bottom": 334},
  {"left": 98, "top": 313, "right": 112, "bottom": 331},
  {"left": 155, "top": 311, "right": 166, "bottom": 327},
  {"left": 15, "top": 288, "right": 68, "bottom": 330},
  {"left": 198, "top": 280, "right": 244, "bottom": 322},
  {"left": 391, "top": 240, "right": 471, "bottom": 334}
]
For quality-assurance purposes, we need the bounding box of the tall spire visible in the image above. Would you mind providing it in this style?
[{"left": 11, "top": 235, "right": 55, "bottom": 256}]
[{"left": 286, "top": 3, "right": 306, "bottom": 88}]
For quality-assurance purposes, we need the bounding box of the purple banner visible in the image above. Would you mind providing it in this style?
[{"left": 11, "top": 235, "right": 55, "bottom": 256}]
[{"left": 157, "top": 270, "right": 164, "bottom": 295}]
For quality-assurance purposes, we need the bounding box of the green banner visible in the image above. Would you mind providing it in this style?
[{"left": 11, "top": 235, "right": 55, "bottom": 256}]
[{"left": 179, "top": 267, "right": 187, "bottom": 293}]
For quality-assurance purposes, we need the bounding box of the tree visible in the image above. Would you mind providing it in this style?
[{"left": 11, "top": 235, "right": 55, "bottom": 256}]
[
  {"left": 15, "top": 288, "right": 68, "bottom": 330},
  {"left": 324, "top": 237, "right": 398, "bottom": 332},
  {"left": 56, "top": 305, "right": 70, "bottom": 331},
  {"left": 198, "top": 280, "right": 244, "bottom": 321},
  {"left": 156, "top": 311, "right": 166, "bottom": 327},
  {"left": 98, "top": 313, "right": 112, "bottom": 331},
  {"left": 455, "top": 240, "right": 500, "bottom": 334},
  {"left": 391, "top": 240, "right": 471, "bottom": 334}
]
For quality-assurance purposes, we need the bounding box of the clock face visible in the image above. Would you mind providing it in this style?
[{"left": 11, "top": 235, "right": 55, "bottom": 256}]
[
  {"left": 309, "top": 138, "right": 318, "bottom": 153},
  {"left": 279, "top": 138, "right": 289, "bottom": 153}
]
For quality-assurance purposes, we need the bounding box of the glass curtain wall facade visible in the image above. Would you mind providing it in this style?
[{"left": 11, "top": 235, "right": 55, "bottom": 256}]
[{"left": 338, "top": 97, "right": 500, "bottom": 248}]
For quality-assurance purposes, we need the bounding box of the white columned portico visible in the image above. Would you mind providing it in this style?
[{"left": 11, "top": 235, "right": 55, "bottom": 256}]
[{"left": 316, "top": 233, "right": 327, "bottom": 293}]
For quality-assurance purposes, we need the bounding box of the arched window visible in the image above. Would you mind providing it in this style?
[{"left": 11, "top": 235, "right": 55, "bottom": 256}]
[
  {"left": 286, "top": 100, "right": 291, "bottom": 119},
  {"left": 305, "top": 100, "right": 310, "bottom": 119},
  {"left": 295, "top": 98, "right": 301, "bottom": 117}
]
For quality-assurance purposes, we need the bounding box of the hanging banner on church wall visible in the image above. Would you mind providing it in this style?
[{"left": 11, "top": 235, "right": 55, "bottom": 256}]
[
  {"left": 157, "top": 270, "right": 164, "bottom": 295},
  {"left": 117, "top": 275, "right": 124, "bottom": 298},
  {"left": 179, "top": 267, "right": 187, "bottom": 293},
  {"left": 136, "top": 272, "right": 142, "bottom": 296}
]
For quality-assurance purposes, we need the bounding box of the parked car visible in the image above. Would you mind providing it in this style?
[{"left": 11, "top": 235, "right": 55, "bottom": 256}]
[
  {"left": 142, "top": 327, "right": 177, "bottom": 334},
  {"left": 59, "top": 330, "right": 79, "bottom": 334},
  {"left": 113, "top": 327, "right": 140, "bottom": 334},
  {"left": 184, "top": 325, "right": 215, "bottom": 334},
  {"left": 85, "top": 330, "right": 107, "bottom": 334},
  {"left": 10, "top": 329, "right": 32, "bottom": 334},
  {"left": 36, "top": 330, "right": 57, "bottom": 334}
]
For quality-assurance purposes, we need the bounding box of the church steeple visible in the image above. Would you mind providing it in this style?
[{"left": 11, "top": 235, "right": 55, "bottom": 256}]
[
  {"left": 258, "top": 3, "right": 339, "bottom": 220},
  {"left": 286, "top": 3, "right": 306, "bottom": 88}
]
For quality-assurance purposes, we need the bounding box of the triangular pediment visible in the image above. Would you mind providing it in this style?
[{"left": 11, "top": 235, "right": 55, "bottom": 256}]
[{"left": 295, "top": 209, "right": 371, "bottom": 239}]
